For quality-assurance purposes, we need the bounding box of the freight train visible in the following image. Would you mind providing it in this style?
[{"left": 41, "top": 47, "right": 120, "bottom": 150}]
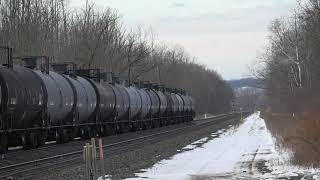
[{"left": 0, "top": 47, "right": 195, "bottom": 153}]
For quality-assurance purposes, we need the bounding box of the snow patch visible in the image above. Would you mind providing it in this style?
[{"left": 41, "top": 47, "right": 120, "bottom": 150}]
[
  {"left": 125, "top": 113, "right": 259, "bottom": 179},
  {"left": 181, "top": 144, "right": 196, "bottom": 150},
  {"left": 124, "top": 112, "right": 320, "bottom": 180},
  {"left": 97, "top": 175, "right": 112, "bottom": 180},
  {"left": 191, "top": 137, "right": 209, "bottom": 145},
  {"left": 181, "top": 137, "right": 209, "bottom": 150}
]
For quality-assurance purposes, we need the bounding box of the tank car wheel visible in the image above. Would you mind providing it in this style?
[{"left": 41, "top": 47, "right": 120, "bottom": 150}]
[
  {"left": 116, "top": 124, "right": 122, "bottom": 134},
  {"left": 187, "top": 117, "right": 190, "bottom": 122},
  {"left": 187, "top": 115, "right": 191, "bottom": 122},
  {"left": 103, "top": 125, "right": 110, "bottom": 136},
  {"left": 140, "top": 122, "right": 144, "bottom": 130},
  {"left": 147, "top": 121, "right": 154, "bottom": 129},
  {"left": 141, "top": 121, "right": 146, "bottom": 130},
  {"left": 0, "top": 133, "right": 8, "bottom": 154},
  {"left": 161, "top": 119, "right": 165, "bottom": 126},
  {"left": 158, "top": 120, "right": 163, "bottom": 127},
  {"left": 177, "top": 118, "right": 181, "bottom": 124},
  {"left": 111, "top": 125, "right": 117, "bottom": 135},
  {"left": 143, "top": 121, "right": 148, "bottom": 130},
  {"left": 87, "top": 127, "right": 95, "bottom": 138},
  {"left": 147, "top": 121, "right": 152, "bottom": 129},
  {"left": 136, "top": 122, "right": 141, "bottom": 131},
  {"left": 140, "top": 122, "right": 145, "bottom": 130},
  {"left": 92, "top": 127, "right": 98, "bottom": 137},
  {"left": 38, "top": 137, "right": 46, "bottom": 146},
  {"left": 150, "top": 120, "right": 154, "bottom": 128},
  {"left": 29, "top": 132, "right": 39, "bottom": 149},
  {"left": 55, "top": 130, "right": 63, "bottom": 144},
  {"left": 176, "top": 117, "right": 180, "bottom": 124},
  {"left": 129, "top": 122, "right": 133, "bottom": 132},
  {"left": 172, "top": 118, "right": 177, "bottom": 124},
  {"left": 80, "top": 128, "right": 87, "bottom": 139},
  {"left": 165, "top": 118, "right": 170, "bottom": 126},
  {"left": 158, "top": 120, "right": 162, "bottom": 127},
  {"left": 21, "top": 134, "right": 28, "bottom": 150},
  {"left": 120, "top": 123, "right": 129, "bottom": 133},
  {"left": 155, "top": 120, "right": 160, "bottom": 128},
  {"left": 71, "top": 128, "right": 78, "bottom": 140},
  {"left": 171, "top": 118, "right": 175, "bottom": 125},
  {"left": 99, "top": 126, "right": 105, "bottom": 137},
  {"left": 152, "top": 120, "right": 159, "bottom": 128},
  {"left": 38, "top": 131, "right": 47, "bottom": 146},
  {"left": 148, "top": 121, "right": 154, "bottom": 129},
  {"left": 62, "top": 129, "right": 70, "bottom": 143},
  {"left": 127, "top": 123, "right": 132, "bottom": 132},
  {"left": 135, "top": 122, "right": 142, "bottom": 131},
  {"left": 181, "top": 117, "right": 185, "bottom": 123}
]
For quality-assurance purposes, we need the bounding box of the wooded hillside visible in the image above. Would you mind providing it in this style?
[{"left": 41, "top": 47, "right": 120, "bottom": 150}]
[
  {"left": 0, "top": 0, "right": 234, "bottom": 114},
  {"left": 258, "top": 0, "right": 320, "bottom": 112}
]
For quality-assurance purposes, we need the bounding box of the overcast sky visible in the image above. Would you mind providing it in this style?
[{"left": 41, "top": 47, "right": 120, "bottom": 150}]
[{"left": 69, "top": 0, "right": 297, "bottom": 80}]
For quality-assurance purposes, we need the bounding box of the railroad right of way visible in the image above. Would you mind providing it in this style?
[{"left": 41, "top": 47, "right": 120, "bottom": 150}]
[
  {"left": 28, "top": 112, "right": 251, "bottom": 180},
  {"left": 0, "top": 112, "right": 250, "bottom": 180}
]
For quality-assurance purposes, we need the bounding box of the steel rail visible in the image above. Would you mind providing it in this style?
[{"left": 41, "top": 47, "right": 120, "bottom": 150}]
[{"left": 0, "top": 112, "right": 248, "bottom": 179}]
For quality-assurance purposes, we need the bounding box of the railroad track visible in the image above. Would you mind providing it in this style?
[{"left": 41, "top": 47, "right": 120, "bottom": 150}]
[{"left": 0, "top": 112, "right": 250, "bottom": 180}]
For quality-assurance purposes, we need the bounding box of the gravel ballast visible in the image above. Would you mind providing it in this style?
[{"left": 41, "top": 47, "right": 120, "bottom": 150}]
[{"left": 35, "top": 117, "right": 242, "bottom": 180}]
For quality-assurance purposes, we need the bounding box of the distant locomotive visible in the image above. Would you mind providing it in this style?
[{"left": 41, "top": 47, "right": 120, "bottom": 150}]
[{"left": 0, "top": 48, "right": 195, "bottom": 153}]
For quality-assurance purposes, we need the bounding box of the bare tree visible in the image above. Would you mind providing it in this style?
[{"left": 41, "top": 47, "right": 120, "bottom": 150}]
[{"left": 0, "top": 0, "right": 235, "bottom": 115}]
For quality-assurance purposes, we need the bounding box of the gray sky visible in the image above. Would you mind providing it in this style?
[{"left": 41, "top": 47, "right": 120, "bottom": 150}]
[{"left": 69, "top": 0, "right": 296, "bottom": 80}]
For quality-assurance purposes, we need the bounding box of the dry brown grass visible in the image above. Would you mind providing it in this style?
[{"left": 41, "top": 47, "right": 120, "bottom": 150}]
[{"left": 262, "top": 108, "right": 320, "bottom": 167}]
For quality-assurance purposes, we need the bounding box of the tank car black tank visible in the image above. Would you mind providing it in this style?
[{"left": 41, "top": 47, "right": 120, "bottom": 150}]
[{"left": 0, "top": 63, "right": 46, "bottom": 151}]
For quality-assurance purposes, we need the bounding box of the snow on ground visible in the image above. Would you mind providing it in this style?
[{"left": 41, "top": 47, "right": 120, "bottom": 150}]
[
  {"left": 124, "top": 112, "right": 320, "bottom": 180},
  {"left": 182, "top": 137, "right": 209, "bottom": 150}
]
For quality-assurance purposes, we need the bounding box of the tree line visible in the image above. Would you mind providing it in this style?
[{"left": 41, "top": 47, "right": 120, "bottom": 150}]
[
  {"left": 257, "top": 0, "right": 320, "bottom": 112},
  {"left": 0, "top": 0, "right": 234, "bottom": 114},
  {"left": 259, "top": 0, "right": 320, "bottom": 166}
]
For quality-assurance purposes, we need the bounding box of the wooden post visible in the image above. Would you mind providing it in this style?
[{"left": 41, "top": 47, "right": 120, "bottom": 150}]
[
  {"left": 99, "top": 138, "right": 106, "bottom": 180},
  {"left": 84, "top": 139, "right": 99, "bottom": 180},
  {"left": 83, "top": 145, "right": 86, "bottom": 179},
  {"left": 88, "top": 144, "right": 93, "bottom": 180},
  {"left": 84, "top": 143, "right": 90, "bottom": 180},
  {"left": 91, "top": 138, "right": 97, "bottom": 180}
]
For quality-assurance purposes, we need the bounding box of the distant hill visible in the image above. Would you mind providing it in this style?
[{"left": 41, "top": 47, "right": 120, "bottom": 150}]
[{"left": 228, "top": 78, "right": 264, "bottom": 89}]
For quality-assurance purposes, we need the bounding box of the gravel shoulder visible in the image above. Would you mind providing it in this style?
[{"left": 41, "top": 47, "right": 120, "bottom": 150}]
[{"left": 34, "top": 117, "right": 241, "bottom": 180}]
